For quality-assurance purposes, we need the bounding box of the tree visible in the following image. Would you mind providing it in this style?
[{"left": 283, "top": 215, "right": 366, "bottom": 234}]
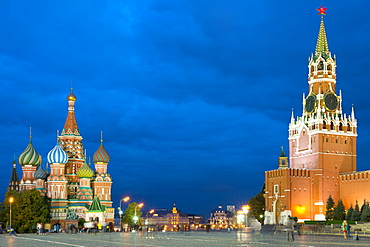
[
  {"left": 247, "top": 184, "right": 265, "bottom": 224},
  {"left": 360, "top": 200, "right": 368, "bottom": 213},
  {"left": 333, "top": 199, "right": 345, "bottom": 221},
  {"left": 325, "top": 195, "right": 335, "bottom": 220},
  {"left": 122, "top": 202, "right": 143, "bottom": 229},
  {"left": 360, "top": 201, "right": 370, "bottom": 222},
  {"left": 346, "top": 205, "right": 354, "bottom": 221},
  {"left": 0, "top": 190, "right": 51, "bottom": 233},
  {"left": 351, "top": 201, "right": 361, "bottom": 222}
]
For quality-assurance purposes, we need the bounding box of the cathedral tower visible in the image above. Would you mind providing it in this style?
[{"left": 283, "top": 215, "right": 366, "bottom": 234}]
[
  {"left": 8, "top": 160, "right": 20, "bottom": 191},
  {"left": 18, "top": 131, "right": 42, "bottom": 190},
  {"left": 91, "top": 133, "right": 113, "bottom": 207},
  {"left": 59, "top": 89, "right": 85, "bottom": 199}
]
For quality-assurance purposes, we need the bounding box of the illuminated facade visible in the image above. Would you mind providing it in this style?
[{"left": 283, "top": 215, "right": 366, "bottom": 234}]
[
  {"left": 14, "top": 90, "right": 113, "bottom": 228},
  {"left": 145, "top": 205, "right": 190, "bottom": 231},
  {"left": 264, "top": 9, "right": 366, "bottom": 224},
  {"left": 209, "top": 205, "right": 236, "bottom": 227}
]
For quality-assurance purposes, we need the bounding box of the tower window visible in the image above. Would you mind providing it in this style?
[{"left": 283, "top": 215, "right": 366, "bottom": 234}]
[
  {"left": 323, "top": 121, "right": 327, "bottom": 129},
  {"left": 330, "top": 122, "right": 334, "bottom": 130},
  {"left": 339, "top": 123, "right": 343, "bottom": 131},
  {"left": 347, "top": 124, "right": 351, "bottom": 132},
  {"left": 318, "top": 61, "right": 324, "bottom": 70}
]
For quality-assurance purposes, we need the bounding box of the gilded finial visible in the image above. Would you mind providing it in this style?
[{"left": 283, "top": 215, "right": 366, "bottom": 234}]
[{"left": 67, "top": 83, "right": 77, "bottom": 101}]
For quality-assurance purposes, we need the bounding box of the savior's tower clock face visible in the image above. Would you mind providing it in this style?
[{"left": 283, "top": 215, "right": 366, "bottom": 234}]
[
  {"left": 305, "top": 95, "right": 316, "bottom": 113},
  {"left": 324, "top": 93, "right": 339, "bottom": 111}
]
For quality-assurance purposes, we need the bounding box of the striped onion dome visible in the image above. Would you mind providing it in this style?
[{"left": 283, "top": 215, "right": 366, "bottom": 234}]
[
  {"left": 77, "top": 162, "right": 94, "bottom": 178},
  {"left": 47, "top": 143, "right": 68, "bottom": 164},
  {"left": 18, "top": 139, "right": 42, "bottom": 166},
  {"left": 93, "top": 142, "right": 110, "bottom": 163},
  {"left": 34, "top": 165, "right": 48, "bottom": 179}
]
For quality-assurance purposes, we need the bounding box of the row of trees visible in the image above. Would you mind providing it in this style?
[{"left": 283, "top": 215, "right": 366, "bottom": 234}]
[
  {"left": 0, "top": 190, "right": 51, "bottom": 233},
  {"left": 326, "top": 195, "right": 370, "bottom": 222},
  {"left": 0, "top": 190, "right": 145, "bottom": 232}
]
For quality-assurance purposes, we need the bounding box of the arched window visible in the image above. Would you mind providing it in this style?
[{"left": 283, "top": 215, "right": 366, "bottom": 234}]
[
  {"left": 323, "top": 121, "right": 327, "bottom": 129},
  {"left": 330, "top": 122, "right": 334, "bottom": 130},
  {"left": 339, "top": 122, "right": 343, "bottom": 131},
  {"left": 318, "top": 61, "right": 324, "bottom": 70},
  {"left": 327, "top": 64, "right": 331, "bottom": 70},
  {"left": 347, "top": 124, "right": 351, "bottom": 132}
]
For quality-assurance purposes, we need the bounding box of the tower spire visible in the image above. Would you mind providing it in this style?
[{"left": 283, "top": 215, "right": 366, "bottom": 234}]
[
  {"left": 62, "top": 88, "right": 80, "bottom": 136},
  {"left": 315, "top": 6, "right": 329, "bottom": 59},
  {"left": 9, "top": 159, "right": 19, "bottom": 191}
]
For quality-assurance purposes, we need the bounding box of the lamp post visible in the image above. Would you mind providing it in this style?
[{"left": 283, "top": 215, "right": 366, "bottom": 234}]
[
  {"left": 119, "top": 197, "right": 130, "bottom": 231},
  {"left": 132, "top": 203, "right": 144, "bottom": 226},
  {"left": 145, "top": 209, "right": 155, "bottom": 231},
  {"left": 242, "top": 205, "right": 250, "bottom": 227},
  {"left": 9, "top": 197, "right": 14, "bottom": 229}
]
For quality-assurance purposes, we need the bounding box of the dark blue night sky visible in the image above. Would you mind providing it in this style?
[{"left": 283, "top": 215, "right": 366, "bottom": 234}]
[{"left": 1, "top": 1, "right": 370, "bottom": 216}]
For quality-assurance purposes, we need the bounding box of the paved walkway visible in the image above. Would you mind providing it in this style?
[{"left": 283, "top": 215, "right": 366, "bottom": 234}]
[{"left": 0, "top": 231, "right": 369, "bottom": 247}]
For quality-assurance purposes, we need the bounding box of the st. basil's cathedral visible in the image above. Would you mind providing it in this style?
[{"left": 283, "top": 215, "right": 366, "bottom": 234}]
[{"left": 8, "top": 89, "right": 113, "bottom": 228}]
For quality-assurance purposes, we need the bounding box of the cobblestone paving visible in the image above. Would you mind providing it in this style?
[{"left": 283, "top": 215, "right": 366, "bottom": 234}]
[{"left": 0, "top": 231, "right": 370, "bottom": 247}]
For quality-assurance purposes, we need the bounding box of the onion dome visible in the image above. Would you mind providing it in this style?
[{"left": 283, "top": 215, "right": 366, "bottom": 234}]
[
  {"left": 18, "top": 139, "right": 42, "bottom": 166},
  {"left": 67, "top": 88, "right": 77, "bottom": 101},
  {"left": 77, "top": 162, "right": 94, "bottom": 178},
  {"left": 34, "top": 165, "right": 48, "bottom": 180},
  {"left": 93, "top": 142, "right": 110, "bottom": 163},
  {"left": 47, "top": 143, "right": 68, "bottom": 164}
]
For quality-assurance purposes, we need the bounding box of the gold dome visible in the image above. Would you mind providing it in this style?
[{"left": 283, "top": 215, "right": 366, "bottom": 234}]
[{"left": 67, "top": 89, "right": 77, "bottom": 101}]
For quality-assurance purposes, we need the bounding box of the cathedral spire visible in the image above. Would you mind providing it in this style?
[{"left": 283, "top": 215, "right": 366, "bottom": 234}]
[
  {"left": 9, "top": 160, "right": 19, "bottom": 191},
  {"left": 62, "top": 88, "right": 80, "bottom": 136}
]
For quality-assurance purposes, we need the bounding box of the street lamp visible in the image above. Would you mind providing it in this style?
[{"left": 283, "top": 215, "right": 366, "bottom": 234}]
[
  {"left": 119, "top": 197, "right": 130, "bottom": 231},
  {"left": 242, "top": 205, "right": 250, "bottom": 227},
  {"left": 145, "top": 209, "right": 155, "bottom": 230},
  {"left": 9, "top": 197, "right": 14, "bottom": 229},
  {"left": 133, "top": 203, "right": 144, "bottom": 223}
]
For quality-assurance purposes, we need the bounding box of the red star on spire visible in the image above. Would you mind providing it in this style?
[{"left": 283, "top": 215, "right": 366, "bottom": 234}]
[{"left": 317, "top": 6, "right": 328, "bottom": 15}]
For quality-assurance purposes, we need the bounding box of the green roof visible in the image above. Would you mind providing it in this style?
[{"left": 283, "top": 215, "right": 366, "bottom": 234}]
[{"left": 88, "top": 196, "right": 106, "bottom": 212}]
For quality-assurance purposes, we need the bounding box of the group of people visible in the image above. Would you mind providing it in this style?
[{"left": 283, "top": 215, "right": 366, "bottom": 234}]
[
  {"left": 341, "top": 220, "right": 353, "bottom": 239},
  {"left": 286, "top": 217, "right": 356, "bottom": 242}
]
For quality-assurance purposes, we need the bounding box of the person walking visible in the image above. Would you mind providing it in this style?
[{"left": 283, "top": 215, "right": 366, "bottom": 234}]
[
  {"left": 346, "top": 223, "right": 351, "bottom": 238},
  {"left": 37, "top": 223, "right": 41, "bottom": 235},
  {"left": 286, "top": 216, "right": 295, "bottom": 242},
  {"left": 342, "top": 220, "right": 348, "bottom": 239},
  {"left": 97, "top": 223, "right": 102, "bottom": 233}
]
